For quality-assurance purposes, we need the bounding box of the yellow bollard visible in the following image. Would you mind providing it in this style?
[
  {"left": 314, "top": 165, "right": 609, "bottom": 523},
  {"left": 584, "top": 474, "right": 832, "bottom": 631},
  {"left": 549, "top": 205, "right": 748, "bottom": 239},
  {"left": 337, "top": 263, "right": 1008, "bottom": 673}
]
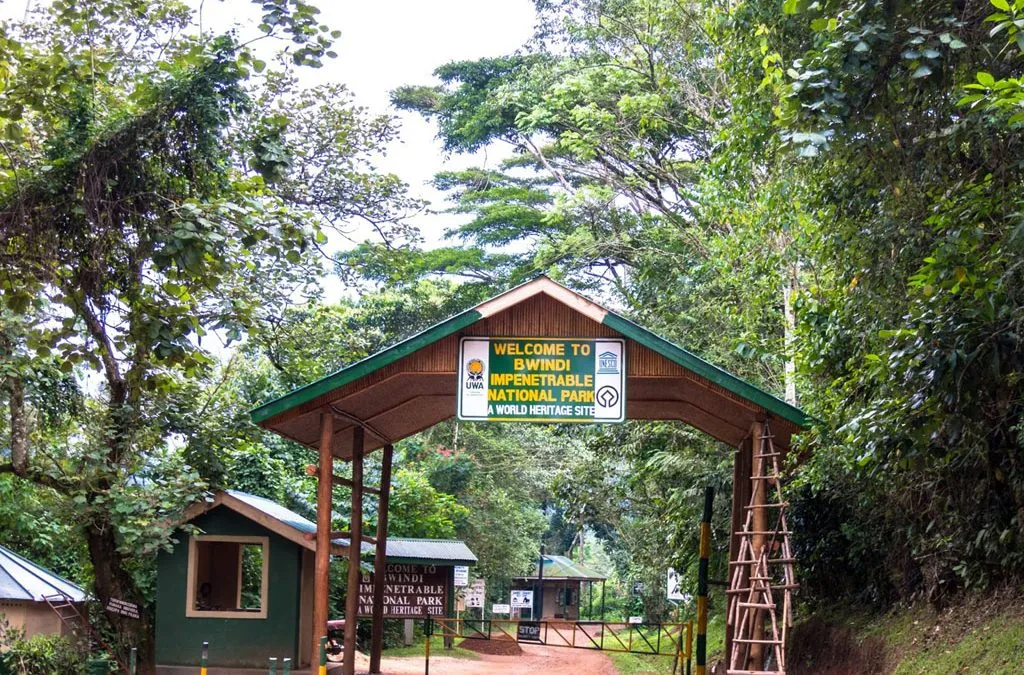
[
  {"left": 199, "top": 641, "right": 209, "bottom": 675},
  {"left": 318, "top": 636, "right": 328, "bottom": 675}
]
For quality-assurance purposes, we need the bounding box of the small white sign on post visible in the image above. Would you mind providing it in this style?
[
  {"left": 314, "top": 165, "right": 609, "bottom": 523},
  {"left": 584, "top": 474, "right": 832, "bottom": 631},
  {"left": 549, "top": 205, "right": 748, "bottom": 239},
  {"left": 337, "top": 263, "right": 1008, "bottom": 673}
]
[
  {"left": 510, "top": 589, "right": 534, "bottom": 609},
  {"left": 465, "top": 579, "right": 485, "bottom": 608},
  {"left": 454, "top": 565, "right": 470, "bottom": 587},
  {"left": 628, "top": 616, "right": 643, "bottom": 624},
  {"left": 492, "top": 603, "right": 511, "bottom": 614},
  {"left": 667, "top": 567, "right": 685, "bottom": 601}
]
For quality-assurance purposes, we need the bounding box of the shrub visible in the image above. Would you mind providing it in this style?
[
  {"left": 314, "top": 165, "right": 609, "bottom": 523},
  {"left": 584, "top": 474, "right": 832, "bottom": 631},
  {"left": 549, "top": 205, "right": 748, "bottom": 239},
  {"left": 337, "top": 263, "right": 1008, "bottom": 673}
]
[{"left": 0, "top": 617, "right": 89, "bottom": 675}]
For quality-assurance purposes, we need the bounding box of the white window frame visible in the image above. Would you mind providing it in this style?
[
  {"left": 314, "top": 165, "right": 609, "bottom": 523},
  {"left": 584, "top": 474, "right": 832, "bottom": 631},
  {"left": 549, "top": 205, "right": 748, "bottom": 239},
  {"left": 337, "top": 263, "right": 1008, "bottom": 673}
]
[{"left": 185, "top": 534, "right": 270, "bottom": 619}]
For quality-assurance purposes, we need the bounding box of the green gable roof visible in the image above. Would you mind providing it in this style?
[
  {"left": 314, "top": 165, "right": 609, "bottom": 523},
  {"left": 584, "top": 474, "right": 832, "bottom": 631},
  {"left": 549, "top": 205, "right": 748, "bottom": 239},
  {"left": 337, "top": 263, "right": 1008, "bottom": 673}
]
[
  {"left": 515, "top": 555, "right": 606, "bottom": 581},
  {"left": 250, "top": 306, "right": 482, "bottom": 425},
  {"left": 252, "top": 277, "right": 807, "bottom": 429}
]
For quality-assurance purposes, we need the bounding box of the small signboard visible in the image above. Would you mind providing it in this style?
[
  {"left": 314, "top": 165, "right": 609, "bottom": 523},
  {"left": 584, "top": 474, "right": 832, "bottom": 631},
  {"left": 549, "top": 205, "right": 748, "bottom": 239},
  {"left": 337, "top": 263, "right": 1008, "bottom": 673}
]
[
  {"left": 510, "top": 589, "right": 534, "bottom": 609},
  {"left": 357, "top": 563, "right": 448, "bottom": 618},
  {"left": 667, "top": 568, "right": 685, "bottom": 601},
  {"left": 629, "top": 616, "right": 643, "bottom": 625},
  {"left": 457, "top": 337, "right": 626, "bottom": 423},
  {"left": 492, "top": 603, "right": 511, "bottom": 614},
  {"left": 105, "top": 598, "right": 140, "bottom": 619},
  {"left": 517, "top": 621, "right": 542, "bottom": 643},
  {"left": 454, "top": 565, "right": 469, "bottom": 587},
  {"left": 464, "top": 579, "right": 485, "bottom": 608},
  {"left": 632, "top": 581, "right": 644, "bottom": 596}
]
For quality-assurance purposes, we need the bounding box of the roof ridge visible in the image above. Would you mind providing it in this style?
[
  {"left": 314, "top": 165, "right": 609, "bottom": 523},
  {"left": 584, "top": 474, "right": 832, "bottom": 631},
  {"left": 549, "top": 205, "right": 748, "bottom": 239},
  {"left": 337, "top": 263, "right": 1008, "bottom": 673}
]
[
  {"left": 0, "top": 544, "right": 85, "bottom": 600},
  {"left": 0, "top": 546, "right": 35, "bottom": 600}
]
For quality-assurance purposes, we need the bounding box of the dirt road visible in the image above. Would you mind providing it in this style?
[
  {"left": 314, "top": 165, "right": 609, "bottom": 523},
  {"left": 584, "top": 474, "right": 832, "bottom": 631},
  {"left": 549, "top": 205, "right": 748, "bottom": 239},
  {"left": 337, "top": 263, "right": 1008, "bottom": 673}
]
[{"left": 372, "top": 642, "right": 620, "bottom": 674}]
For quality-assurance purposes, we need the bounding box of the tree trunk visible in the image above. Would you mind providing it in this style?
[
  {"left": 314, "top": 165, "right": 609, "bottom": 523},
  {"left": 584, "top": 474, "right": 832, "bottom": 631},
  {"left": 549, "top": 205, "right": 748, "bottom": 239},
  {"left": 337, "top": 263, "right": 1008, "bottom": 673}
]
[
  {"left": 6, "top": 375, "right": 28, "bottom": 474},
  {"left": 782, "top": 263, "right": 799, "bottom": 406},
  {"left": 86, "top": 514, "right": 155, "bottom": 675}
]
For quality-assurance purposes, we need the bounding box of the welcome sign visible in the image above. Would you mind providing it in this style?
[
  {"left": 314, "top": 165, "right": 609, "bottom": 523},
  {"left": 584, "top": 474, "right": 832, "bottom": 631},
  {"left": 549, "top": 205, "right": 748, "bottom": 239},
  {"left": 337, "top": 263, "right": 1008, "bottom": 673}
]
[
  {"left": 357, "top": 564, "right": 448, "bottom": 618},
  {"left": 457, "top": 337, "right": 625, "bottom": 423}
]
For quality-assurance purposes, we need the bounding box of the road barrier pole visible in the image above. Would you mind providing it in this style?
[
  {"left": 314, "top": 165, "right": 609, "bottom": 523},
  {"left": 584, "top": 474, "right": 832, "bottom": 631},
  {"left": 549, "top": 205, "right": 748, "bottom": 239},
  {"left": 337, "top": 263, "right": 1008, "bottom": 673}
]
[
  {"left": 200, "top": 642, "right": 209, "bottom": 675},
  {"left": 687, "top": 620, "right": 694, "bottom": 675},
  {"left": 424, "top": 617, "right": 433, "bottom": 675},
  {"left": 129, "top": 647, "right": 137, "bottom": 675},
  {"left": 696, "top": 487, "right": 713, "bottom": 675},
  {"left": 318, "top": 636, "right": 328, "bottom": 675},
  {"left": 282, "top": 658, "right": 292, "bottom": 674},
  {"left": 269, "top": 657, "right": 278, "bottom": 674}
]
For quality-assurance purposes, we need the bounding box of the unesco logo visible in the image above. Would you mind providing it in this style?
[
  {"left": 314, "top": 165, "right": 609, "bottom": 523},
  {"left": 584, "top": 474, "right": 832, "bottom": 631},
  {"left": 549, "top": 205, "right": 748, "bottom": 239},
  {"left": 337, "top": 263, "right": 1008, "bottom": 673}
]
[{"left": 597, "top": 351, "right": 619, "bottom": 374}]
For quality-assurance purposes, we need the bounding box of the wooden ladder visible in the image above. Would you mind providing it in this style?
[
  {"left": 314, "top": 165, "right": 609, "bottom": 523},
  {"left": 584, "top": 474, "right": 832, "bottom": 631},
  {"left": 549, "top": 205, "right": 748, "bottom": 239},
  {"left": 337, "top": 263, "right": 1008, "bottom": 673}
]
[
  {"left": 43, "top": 593, "right": 130, "bottom": 674},
  {"left": 726, "top": 422, "right": 797, "bottom": 675}
]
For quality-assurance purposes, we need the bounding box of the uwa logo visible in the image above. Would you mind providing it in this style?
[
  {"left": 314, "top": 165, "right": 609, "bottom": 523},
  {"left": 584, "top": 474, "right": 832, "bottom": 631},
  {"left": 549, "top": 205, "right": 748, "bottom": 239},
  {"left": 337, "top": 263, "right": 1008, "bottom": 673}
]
[{"left": 464, "top": 358, "right": 485, "bottom": 391}]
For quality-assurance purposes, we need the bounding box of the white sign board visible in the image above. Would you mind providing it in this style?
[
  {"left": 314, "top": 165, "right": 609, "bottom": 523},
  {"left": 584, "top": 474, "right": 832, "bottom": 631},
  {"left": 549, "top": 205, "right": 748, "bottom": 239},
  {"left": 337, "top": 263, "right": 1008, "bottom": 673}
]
[
  {"left": 454, "top": 565, "right": 469, "bottom": 587},
  {"left": 106, "top": 598, "right": 140, "bottom": 619},
  {"left": 457, "top": 337, "right": 626, "bottom": 423},
  {"left": 510, "top": 589, "right": 534, "bottom": 609},
  {"left": 465, "top": 579, "right": 485, "bottom": 608},
  {"left": 492, "top": 603, "right": 511, "bottom": 614},
  {"left": 667, "top": 567, "right": 685, "bottom": 601},
  {"left": 629, "top": 616, "right": 643, "bottom": 624}
]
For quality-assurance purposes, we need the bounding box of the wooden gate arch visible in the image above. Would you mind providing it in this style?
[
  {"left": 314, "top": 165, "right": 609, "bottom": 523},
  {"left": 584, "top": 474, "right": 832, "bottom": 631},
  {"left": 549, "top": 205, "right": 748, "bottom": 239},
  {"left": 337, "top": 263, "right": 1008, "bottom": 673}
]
[{"left": 250, "top": 276, "right": 809, "bottom": 674}]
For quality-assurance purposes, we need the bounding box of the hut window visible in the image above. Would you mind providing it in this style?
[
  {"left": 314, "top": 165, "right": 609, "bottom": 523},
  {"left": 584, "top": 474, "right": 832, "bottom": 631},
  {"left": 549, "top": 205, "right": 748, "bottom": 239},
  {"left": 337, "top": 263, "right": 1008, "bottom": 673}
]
[{"left": 185, "top": 535, "right": 269, "bottom": 619}]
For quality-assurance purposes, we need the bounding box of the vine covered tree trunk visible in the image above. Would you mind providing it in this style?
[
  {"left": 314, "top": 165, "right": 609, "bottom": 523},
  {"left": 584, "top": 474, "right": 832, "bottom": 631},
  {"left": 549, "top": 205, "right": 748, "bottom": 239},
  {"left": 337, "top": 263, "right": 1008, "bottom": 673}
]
[{"left": 86, "top": 515, "right": 156, "bottom": 675}]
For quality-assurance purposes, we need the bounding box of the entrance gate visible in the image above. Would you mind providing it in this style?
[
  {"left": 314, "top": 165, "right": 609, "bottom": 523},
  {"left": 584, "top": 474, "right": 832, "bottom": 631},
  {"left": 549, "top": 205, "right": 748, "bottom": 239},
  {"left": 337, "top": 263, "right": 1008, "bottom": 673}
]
[
  {"left": 250, "top": 277, "right": 809, "bottom": 675},
  {"left": 427, "top": 617, "right": 693, "bottom": 672}
]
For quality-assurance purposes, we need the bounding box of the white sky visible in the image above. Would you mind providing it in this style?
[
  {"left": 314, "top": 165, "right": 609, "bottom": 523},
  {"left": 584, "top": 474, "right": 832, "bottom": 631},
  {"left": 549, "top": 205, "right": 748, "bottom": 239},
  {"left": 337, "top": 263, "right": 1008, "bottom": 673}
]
[
  {"left": 296, "top": 0, "right": 536, "bottom": 228},
  {"left": 200, "top": 0, "right": 538, "bottom": 299},
  {"left": 310, "top": 1, "right": 536, "bottom": 297}
]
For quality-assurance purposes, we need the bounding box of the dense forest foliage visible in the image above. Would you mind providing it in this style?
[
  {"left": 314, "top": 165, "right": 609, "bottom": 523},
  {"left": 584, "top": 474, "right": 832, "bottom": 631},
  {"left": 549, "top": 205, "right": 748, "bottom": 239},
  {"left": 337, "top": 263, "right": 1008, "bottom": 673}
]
[{"left": 1, "top": 0, "right": 1022, "bottom": 671}]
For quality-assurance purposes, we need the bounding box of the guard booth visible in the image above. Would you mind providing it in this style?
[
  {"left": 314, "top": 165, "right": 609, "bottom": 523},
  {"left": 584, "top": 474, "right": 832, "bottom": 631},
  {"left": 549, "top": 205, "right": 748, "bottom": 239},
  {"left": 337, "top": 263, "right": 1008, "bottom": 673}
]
[
  {"left": 154, "top": 490, "right": 476, "bottom": 672},
  {"left": 512, "top": 555, "right": 606, "bottom": 620},
  {"left": 155, "top": 490, "right": 350, "bottom": 671},
  {"left": 250, "top": 276, "right": 809, "bottom": 675}
]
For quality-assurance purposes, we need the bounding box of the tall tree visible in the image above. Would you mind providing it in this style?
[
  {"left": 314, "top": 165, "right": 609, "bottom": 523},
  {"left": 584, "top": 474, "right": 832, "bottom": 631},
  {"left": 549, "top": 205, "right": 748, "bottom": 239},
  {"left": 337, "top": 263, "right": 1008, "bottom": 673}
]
[{"left": 0, "top": 1, "right": 415, "bottom": 669}]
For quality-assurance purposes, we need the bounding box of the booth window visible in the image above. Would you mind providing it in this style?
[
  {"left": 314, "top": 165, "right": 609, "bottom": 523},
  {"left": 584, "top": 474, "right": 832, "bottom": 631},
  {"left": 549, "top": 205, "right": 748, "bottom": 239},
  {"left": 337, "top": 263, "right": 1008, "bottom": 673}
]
[{"left": 185, "top": 535, "right": 269, "bottom": 619}]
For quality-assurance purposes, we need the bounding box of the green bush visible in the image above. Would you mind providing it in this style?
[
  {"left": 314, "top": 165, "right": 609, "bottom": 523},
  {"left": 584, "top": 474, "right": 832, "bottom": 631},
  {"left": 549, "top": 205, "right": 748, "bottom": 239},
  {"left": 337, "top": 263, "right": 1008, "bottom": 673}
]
[{"left": 0, "top": 618, "right": 89, "bottom": 675}]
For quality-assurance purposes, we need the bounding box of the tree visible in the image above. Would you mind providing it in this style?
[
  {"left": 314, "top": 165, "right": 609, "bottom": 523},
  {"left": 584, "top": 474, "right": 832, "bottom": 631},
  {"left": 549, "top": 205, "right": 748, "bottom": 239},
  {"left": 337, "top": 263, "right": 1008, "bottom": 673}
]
[{"left": 0, "top": 2, "right": 415, "bottom": 669}]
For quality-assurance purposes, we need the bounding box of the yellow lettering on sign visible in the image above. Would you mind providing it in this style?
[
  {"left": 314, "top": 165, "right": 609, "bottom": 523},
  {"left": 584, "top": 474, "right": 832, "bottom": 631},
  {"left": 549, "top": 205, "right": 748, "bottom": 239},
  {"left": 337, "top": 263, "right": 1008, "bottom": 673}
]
[
  {"left": 561, "top": 389, "right": 594, "bottom": 403},
  {"left": 488, "top": 389, "right": 557, "bottom": 402}
]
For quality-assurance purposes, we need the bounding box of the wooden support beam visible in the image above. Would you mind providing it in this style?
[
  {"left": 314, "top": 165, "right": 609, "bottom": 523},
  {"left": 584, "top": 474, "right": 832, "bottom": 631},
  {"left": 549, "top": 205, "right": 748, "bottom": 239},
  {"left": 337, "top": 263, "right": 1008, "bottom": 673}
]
[
  {"left": 342, "top": 426, "right": 364, "bottom": 675},
  {"left": 749, "top": 421, "right": 767, "bottom": 668},
  {"left": 304, "top": 465, "right": 382, "bottom": 495},
  {"left": 302, "top": 531, "right": 377, "bottom": 545},
  {"left": 334, "top": 476, "right": 381, "bottom": 496},
  {"left": 727, "top": 433, "right": 753, "bottom": 667},
  {"left": 312, "top": 411, "right": 334, "bottom": 669},
  {"left": 369, "top": 443, "right": 394, "bottom": 674}
]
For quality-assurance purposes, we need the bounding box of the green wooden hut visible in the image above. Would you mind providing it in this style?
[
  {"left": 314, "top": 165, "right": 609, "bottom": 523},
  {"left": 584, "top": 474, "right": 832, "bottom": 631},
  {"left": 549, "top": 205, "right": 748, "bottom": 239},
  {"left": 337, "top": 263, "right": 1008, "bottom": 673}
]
[
  {"left": 512, "top": 555, "right": 606, "bottom": 621},
  {"left": 155, "top": 490, "right": 475, "bottom": 672}
]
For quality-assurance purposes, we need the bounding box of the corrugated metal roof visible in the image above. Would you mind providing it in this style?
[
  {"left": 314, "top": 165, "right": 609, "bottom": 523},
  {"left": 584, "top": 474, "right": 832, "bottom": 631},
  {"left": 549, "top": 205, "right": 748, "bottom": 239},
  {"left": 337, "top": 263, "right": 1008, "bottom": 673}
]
[
  {"left": 224, "top": 490, "right": 372, "bottom": 552},
  {"left": 0, "top": 545, "right": 86, "bottom": 602},
  {"left": 219, "top": 492, "right": 476, "bottom": 564},
  {"left": 386, "top": 538, "right": 477, "bottom": 564},
  {"left": 515, "top": 555, "right": 606, "bottom": 581}
]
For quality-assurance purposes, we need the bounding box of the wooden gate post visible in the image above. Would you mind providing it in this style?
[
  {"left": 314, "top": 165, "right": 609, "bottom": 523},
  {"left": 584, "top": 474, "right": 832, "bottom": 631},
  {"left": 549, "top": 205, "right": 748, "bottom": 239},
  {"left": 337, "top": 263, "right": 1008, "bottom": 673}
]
[
  {"left": 749, "top": 421, "right": 767, "bottom": 668},
  {"left": 312, "top": 411, "right": 334, "bottom": 668},
  {"left": 369, "top": 443, "right": 394, "bottom": 673},
  {"left": 726, "top": 434, "right": 752, "bottom": 662},
  {"left": 342, "top": 426, "right": 365, "bottom": 675}
]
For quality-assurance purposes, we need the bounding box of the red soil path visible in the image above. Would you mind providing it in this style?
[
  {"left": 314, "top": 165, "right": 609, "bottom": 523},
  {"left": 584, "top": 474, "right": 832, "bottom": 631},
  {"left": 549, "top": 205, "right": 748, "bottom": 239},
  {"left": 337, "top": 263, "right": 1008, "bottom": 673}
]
[{"left": 370, "top": 641, "right": 619, "bottom": 674}]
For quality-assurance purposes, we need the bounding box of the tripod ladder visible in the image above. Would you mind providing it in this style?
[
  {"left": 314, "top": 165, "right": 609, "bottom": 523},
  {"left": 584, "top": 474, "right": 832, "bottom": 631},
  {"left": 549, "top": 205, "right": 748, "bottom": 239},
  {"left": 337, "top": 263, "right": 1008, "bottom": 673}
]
[{"left": 726, "top": 422, "right": 797, "bottom": 675}]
